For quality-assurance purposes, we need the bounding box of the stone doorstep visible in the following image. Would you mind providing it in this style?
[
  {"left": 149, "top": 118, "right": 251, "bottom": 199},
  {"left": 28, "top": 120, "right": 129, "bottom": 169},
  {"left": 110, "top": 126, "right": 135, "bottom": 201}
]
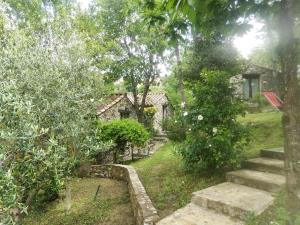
[
  {"left": 191, "top": 182, "right": 274, "bottom": 221},
  {"left": 260, "top": 147, "right": 285, "bottom": 160},
  {"left": 226, "top": 169, "right": 285, "bottom": 193},
  {"left": 156, "top": 203, "right": 243, "bottom": 225},
  {"left": 242, "top": 157, "right": 285, "bottom": 175}
]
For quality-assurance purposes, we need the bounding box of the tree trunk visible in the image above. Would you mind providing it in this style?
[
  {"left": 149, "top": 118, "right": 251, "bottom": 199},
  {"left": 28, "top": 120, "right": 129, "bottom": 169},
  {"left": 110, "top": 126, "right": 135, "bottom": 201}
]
[
  {"left": 278, "top": 0, "right": 300, "bottom": 208},
  {"left": 65, "top": 181, "right": 72, "bottom": 213},
  {"left": 175, "top": 43, "right": 186, "bottom": 108}
]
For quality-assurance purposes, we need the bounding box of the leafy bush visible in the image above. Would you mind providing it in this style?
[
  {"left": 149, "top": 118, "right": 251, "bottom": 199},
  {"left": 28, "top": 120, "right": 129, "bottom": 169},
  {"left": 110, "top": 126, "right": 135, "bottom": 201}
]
[
  {"left": 162, "top": 116, "right": 187, "bottom": 142},
  {"left": 0, "top": 25, "right": 111, "bottom": 223},
  {"left": 143, "top": 106, "right": 157, "bottom": 132},
  {"left": 98, "top": 119, "right": 150, "bottom": 162},
  {"left": 177, "top": 70, "right": 249, "bottom": 172}
]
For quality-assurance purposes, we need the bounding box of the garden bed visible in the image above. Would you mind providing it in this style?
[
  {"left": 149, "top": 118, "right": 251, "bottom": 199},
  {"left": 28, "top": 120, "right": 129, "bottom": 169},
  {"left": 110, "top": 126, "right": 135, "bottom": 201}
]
[{"left": 23, "top": 178, "right": 134, "bottom": 225}]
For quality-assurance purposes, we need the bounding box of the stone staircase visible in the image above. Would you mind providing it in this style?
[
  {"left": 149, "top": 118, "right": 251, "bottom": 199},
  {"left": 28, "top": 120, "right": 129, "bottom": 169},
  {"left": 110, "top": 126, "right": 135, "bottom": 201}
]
[{"left": 157, "top": 147, "right": 285, "bottom": 225}]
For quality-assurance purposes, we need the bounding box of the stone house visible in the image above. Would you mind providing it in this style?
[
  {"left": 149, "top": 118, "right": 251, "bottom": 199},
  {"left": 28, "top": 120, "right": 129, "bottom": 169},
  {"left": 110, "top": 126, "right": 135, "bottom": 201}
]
[
  {"left": 231, "top": 64, "right": 280, "bottom": 99},
  {"left": 97, "top": 92, "right": 172, "bottom": 134}
]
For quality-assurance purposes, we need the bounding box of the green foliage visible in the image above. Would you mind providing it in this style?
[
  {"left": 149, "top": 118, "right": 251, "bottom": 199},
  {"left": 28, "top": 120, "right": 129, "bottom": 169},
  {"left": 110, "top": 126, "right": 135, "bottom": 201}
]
[
  {"left": 144, "top": 106, "right": 157, "bottom": 117},
  {"left": 162, "top": 74, "right": 193, "bottom": 108},
  {"left": 23, "top": 178, "right": 134, "bottom": 225},
  {"left": 181, "top": 39, "right": 242, "bottom": 82},
  {"left": 99, "top": 119, "right": 149, "bottom": 146},
  {"left": 238, "top": 112, "right": 283, "bottom": 159},
  {"left": 143, "top": 106, "right": 157, "bottom": 130},
  {"left": 177, "top": 70, "right": 249, "bottom": 172},
  {"left": 163, "top": 116, "right": 187, "bottom": 142},
  {"left": 0, "top": 22, "right": 110, "bottom": 224},
  {"left": 246, "top": 190, "right": 300, "bottom": 225},
  {"left": 131, "top": 143, "right": 224, "bottom": 217},
  {"left": 99, "top": 119, "right": 150, "bottom": 153}
]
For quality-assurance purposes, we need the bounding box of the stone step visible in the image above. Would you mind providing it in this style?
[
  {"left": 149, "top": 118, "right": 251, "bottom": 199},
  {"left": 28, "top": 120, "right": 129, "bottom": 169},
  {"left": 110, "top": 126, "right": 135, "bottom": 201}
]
[
  {"left": 242, "top": 157, "right": 284, "bottom": 175},
  {"left": 226, "top": 169, "right": 285, "bottom": 193},
  {"left": 152, "top": 136, "right": 168, "bottom": 142},
  {"left": 156, "top": 203, "right": 243, "bottom": 225},
  {"left": 191, "top": 182, "right": 274, "bottom": 221},
  {"left": 260, "top": 147, "right": 284, "bottom": 160}
]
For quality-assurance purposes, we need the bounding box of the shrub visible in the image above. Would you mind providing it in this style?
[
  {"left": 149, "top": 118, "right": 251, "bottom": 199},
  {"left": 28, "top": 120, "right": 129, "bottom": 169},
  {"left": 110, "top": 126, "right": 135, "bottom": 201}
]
[
  {"left": 98, "top": 119, "right": 150, "bottom": 162},
  {"left": 162, "top": 115, "right": 187, "bottom": 142},
  {"left": 0, "top": 25, "right": 110, "bottom": 223},
  {"left": 177, "top": 70, "right": 249, "bottom": 172},
  {"left": 143, "top": 106, "right": 157, "bottom": 133}
]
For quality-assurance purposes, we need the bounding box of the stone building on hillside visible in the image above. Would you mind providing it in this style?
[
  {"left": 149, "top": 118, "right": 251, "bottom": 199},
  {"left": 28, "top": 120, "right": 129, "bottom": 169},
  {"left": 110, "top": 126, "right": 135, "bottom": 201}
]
[
  {"left": 97, "top": 92, "right": 172, "bottom": 134},
  {"left": 231, "top": 64, "right": 280, "bottom": 99}
]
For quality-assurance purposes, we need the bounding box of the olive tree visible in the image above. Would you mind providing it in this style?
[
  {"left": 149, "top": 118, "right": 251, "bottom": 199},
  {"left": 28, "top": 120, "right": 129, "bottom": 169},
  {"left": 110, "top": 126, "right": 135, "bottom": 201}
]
[{"left": 0, "top": 21, "right": 110, "bottom": 224}]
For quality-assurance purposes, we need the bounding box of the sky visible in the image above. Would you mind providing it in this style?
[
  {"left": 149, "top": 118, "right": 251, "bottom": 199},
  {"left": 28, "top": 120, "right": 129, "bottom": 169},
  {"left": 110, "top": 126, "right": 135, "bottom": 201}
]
[
  {"left": 77, "top": 0, "right": 265, "bottom": 59},
  {"left": 233, "top": 20, "right": 265, "bottom": 58}
]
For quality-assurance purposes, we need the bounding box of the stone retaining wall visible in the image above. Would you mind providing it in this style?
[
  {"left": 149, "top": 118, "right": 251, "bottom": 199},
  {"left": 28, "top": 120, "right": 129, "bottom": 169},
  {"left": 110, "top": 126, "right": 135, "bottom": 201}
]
[{"left": 90, "top": 164, "right": 160, "bottom": 225}]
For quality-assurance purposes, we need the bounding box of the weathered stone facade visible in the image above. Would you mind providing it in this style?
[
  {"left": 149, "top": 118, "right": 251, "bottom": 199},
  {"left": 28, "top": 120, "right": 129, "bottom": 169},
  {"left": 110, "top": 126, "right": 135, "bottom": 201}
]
[
  {"left": 90, "top": 164, "right": 160, "bottom": 225},
  {"left": 99, "top": 96, "right": 137, "bottom": 121},
  {"left": 231, "top": 64, "right": 280, "bottom": 99},
  {"left": 98, "top": 93, "right": 172, "bottom": 134}
]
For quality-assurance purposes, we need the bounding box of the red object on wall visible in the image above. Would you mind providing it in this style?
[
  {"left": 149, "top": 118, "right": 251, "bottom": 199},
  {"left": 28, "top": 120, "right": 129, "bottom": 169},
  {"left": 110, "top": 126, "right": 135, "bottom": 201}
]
[{"left": 262, "top": 91, "right": 283, "bottom": 109}]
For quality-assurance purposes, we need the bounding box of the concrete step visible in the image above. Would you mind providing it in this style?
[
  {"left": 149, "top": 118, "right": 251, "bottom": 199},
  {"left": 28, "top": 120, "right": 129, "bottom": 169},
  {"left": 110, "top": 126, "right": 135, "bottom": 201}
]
[
  {"left": 191, "top": 182, "right": 274, "bottom": 221},
  {"left": 260, "top": 147, "right": 284, "bottom": 160},
  {"left": 226, "top": 169, "right": 285, "bottom": 193},
  {"left": 156, "top": 203, "right": 243, "bottom": 225},
  {"left": 242, "top": 157, "right": 284, "bottom": 175},
  {"left": 152, "top": 136, "right": 168, "bottom": 142}
]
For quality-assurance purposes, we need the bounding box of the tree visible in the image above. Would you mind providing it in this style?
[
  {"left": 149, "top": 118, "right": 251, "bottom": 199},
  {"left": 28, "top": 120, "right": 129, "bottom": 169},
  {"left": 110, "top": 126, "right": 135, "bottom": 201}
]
[
  {"left": 177, "top": 70, "right": 248, "bottom": 172},
  {"left": 163, "top": 0, "right": 300, "bottom": 208},
  {"left": 80, "top": 0, "right": 167, "bottom": 124},
  {"left": 0, "top": 15, "right": 110, "bottom": 224},
  {"left": 3, "top": 0, "right": 76, "bottom": 30},
  {"left": 143, "top": 1, "right": 190, "bottom": 108}
]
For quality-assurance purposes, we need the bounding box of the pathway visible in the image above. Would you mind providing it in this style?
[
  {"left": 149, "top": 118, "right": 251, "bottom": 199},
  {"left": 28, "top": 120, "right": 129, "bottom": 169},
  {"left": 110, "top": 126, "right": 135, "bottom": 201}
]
[{"left": 157, "top": 147, "right": 285, "bottom": 225}]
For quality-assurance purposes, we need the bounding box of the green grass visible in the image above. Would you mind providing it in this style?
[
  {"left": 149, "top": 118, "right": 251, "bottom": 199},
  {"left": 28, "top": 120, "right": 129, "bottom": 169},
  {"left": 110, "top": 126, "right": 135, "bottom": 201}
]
[
  {"left": 131, "top": 111, "right": 284, "bottom": 218},
  {"left": 246, "top": 191, "right": 300, "bottom": 225},
  {"left": 23, "top": 178, "right": 134, "bottom": 225},
  {"left": 131, "top": 143, "right": 224, "bottom": 218},
  {"left": 239, "top": 111, "right": 283, "bottom": 159}
]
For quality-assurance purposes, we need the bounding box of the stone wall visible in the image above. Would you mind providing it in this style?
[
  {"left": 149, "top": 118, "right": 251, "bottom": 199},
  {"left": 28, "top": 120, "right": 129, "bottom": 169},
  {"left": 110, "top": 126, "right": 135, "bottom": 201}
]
[
  {"left": 90, "top": 164, "right": 160, "bottom": 225},
  {"left": 99, "top": 97, "right": 137, "bottom": 121}
]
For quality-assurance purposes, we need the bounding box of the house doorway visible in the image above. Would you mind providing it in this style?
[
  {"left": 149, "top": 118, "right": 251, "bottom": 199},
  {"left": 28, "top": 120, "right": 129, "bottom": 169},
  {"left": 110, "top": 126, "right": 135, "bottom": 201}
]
[{"left": 243, "top": 75, "right": 260, "bottom": 99}]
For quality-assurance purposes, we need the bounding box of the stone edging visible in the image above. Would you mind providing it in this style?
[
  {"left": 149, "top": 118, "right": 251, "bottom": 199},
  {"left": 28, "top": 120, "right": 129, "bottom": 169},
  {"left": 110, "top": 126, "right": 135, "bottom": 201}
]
[{"left": 90, "top": 164, "right": 160, "bottom": 225}]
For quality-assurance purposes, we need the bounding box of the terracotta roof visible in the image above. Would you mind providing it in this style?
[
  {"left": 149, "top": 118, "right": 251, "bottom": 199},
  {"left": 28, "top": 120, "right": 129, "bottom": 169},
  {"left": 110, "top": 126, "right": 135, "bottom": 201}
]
[
  {"left": 243, "top": 64, "right": 277, "bottom": 75},
  {"left": 126, "top": 92, "right": 168, "bottom": 106},
  {"left": 97, "top": 92, "right": 168, "bottom": 115},
  {"left": 97, "top": 94, "right": 125, "bottom": 115}
]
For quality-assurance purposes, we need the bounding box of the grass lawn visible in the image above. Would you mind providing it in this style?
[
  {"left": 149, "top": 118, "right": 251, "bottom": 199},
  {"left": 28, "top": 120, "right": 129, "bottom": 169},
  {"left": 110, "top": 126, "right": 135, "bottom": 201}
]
[
  {"left": 239, "top": 111, "right": 283, "bottom": 159},
  {"left": 131, "top": 111, "right": 284, "bottom": 219},
  {"left": 23, "top": 178, "right": 134, "bottom": 225},
  {"left": 246, "top": 191, "right": 300, "bottom": 225},
  {"left": 131, "top": 143, "right": 224, "bottom": 218}
]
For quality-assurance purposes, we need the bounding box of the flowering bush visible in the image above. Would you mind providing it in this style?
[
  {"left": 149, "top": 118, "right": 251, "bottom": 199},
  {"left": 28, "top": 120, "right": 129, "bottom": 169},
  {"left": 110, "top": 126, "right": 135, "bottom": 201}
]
[
  {"left": 143, "top": 106, "right": 157, "bottom": 131},
  {"left": 177, "top": 70, "right": 249, "bottom": 172}
]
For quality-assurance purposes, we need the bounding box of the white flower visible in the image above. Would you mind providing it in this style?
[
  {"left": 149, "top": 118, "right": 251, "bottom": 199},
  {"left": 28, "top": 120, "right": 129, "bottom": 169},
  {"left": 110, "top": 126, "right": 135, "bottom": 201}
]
[
  {"left": 212, "top": 127, "right": 218, "bottom": 135},
  {"left": 188, "top": 128, "right": 191, "bottom": 131},
  {"left": 90, "top": 98, "right": 94, "bottom": 102},
  {"left": 197, "top": 115, "right": 204, "bottom": 121},
  {"left": 183, "top": 111, "right": 188, "bottom": 116},
  {"left": 174, "top": 120, "right": 178, "bottom": 123},
  {"left": 208, "top": 144, "right": 212, "bottom": 147},
  {"left": 180, "top": 102, "right": 186, "bottom": 108}
]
